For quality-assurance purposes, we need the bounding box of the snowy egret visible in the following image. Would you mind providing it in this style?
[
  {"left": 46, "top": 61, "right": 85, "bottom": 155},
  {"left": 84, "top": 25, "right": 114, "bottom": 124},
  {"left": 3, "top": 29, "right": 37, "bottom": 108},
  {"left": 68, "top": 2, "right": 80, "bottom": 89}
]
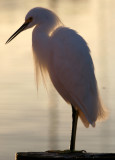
[{"left": 6, "top": 7, "right": 108, "bottom": 151}]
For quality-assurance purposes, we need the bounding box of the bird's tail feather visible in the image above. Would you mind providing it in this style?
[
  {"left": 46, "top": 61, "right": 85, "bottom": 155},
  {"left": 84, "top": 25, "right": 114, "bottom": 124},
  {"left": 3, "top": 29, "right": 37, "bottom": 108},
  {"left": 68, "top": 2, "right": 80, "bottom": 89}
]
[
  {"left": 96, "top": 95, "right": 109, "bottom": 122},
  {"left": 78, "top": 109, "right": 90, "bottom": 128},
  {"left": 77, "top": 96, "right": 108, "bottom": 128}
]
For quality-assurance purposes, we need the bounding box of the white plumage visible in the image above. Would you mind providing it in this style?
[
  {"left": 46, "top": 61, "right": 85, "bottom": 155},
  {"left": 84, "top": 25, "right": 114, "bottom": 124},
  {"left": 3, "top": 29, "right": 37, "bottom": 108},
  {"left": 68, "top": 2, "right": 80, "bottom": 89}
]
[
  {"left": 29, "top": 8, "right": 107, "bottom": 127},
  {"left": 6, "top": 7, "right": 108, "bottom": 151}
]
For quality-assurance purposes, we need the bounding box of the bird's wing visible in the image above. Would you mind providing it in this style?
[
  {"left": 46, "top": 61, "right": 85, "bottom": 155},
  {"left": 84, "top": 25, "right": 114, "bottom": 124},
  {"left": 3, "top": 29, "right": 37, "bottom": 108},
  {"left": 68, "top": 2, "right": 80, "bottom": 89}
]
[{"left": 49, "top": 27, "right": 105, "bottom": 127}]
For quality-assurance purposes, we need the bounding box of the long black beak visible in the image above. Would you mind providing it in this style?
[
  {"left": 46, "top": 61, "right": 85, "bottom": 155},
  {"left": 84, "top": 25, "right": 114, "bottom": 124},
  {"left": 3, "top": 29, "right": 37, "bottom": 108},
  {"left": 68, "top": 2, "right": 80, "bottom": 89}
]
[{"left": 5, "top": 22, "right": 29, "bottom": 44}]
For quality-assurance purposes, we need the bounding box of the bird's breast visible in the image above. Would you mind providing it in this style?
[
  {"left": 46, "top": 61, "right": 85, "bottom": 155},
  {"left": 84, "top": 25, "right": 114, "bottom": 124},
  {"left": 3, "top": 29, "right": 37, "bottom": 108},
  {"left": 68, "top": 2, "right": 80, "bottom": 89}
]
[{"left": 32, "top": 28, "right": 51, "bottom": 68}]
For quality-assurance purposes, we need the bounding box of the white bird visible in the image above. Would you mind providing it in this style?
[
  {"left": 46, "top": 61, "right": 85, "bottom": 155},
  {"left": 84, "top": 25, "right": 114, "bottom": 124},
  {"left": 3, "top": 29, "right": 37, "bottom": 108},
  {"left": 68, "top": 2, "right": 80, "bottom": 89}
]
[{"left": 6, "top": 7, "right": 108, "bottom": 151}]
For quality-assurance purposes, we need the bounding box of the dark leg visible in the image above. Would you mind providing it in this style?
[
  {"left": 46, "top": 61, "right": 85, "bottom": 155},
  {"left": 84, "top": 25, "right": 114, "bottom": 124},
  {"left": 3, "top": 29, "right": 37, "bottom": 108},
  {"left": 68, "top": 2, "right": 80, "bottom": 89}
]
[{"left": 70, "top": 105, "right": 78, "bottom": 152}]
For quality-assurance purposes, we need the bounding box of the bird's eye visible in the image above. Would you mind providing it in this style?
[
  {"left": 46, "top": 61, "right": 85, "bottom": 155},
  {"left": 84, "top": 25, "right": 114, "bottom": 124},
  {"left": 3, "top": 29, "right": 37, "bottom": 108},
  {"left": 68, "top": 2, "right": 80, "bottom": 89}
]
[
  {"left": 29, "top": 17, "right": 33, "bottom": 21},
  {"left": 26, "top": 17, "right": 33, "bottom": 23}
]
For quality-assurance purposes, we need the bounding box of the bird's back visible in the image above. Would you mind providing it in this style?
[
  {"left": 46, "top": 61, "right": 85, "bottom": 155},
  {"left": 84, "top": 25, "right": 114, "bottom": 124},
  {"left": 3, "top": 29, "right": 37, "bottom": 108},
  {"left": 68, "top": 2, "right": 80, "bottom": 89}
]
[{"left": 48, "top": 27, "right": 108, "bottom": 127}]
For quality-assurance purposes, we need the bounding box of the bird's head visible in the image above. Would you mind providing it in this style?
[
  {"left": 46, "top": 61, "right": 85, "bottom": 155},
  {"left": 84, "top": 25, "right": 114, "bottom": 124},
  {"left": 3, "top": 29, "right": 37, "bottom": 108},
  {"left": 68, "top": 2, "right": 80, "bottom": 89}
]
[
  {"left": 6, "top": 7, "right": 59, "bottom": 44},
  {"left": 5, "top": 8, "right": 40, "bottom": 44}
]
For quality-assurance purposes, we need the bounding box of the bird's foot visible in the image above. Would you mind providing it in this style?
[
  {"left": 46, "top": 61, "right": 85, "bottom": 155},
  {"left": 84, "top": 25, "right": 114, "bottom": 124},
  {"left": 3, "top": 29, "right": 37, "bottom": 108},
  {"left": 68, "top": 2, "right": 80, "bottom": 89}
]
[
  {"left": 70, "top": 150, "right": 87, "bottom": 153},
  {"left": 47, "top": 150, "right": 87, "bottom": 154}
]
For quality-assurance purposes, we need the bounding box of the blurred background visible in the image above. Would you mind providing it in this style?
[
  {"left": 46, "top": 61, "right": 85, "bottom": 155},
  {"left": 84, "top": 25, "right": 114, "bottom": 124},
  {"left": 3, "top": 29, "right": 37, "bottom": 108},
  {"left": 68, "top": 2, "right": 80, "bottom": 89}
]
[{"left": 0, "top": 0, "right": 115, "bottom": 159}]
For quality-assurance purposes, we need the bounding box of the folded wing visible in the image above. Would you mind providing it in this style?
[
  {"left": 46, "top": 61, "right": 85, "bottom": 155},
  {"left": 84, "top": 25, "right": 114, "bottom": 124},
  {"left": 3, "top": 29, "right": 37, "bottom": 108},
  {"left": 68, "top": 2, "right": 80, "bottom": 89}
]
[{"left": 49, "top": 27, "right": 108, "bottom": 127}]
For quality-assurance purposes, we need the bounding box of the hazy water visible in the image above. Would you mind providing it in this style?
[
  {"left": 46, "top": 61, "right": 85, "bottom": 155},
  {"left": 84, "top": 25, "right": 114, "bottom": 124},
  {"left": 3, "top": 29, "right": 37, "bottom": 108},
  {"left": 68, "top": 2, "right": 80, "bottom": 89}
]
[{"left": 0, "top": 0, "right": 115, "bottom": 159}]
